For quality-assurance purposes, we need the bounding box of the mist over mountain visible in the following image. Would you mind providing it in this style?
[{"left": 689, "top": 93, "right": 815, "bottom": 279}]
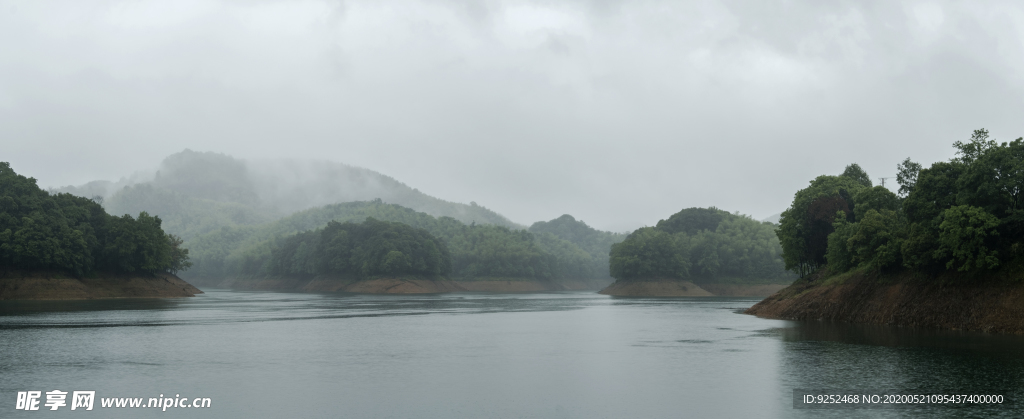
[
  {"left": 50, "top": 150, "right": 634, "bottom": 284},
  {"left": 52, "top": 149, "right": 520, "bottom": 240},
  {"left": 529, "top": 214, "right": 626, "bottom": 268},
  {"left": 761, "top": 213, "right": 783, "bottom": 224}
]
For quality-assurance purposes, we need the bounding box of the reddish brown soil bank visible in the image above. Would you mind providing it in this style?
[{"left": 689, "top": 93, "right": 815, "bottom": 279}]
[
  {"left": 599, "top": 280, "right": 790, "bottom": 297},
  {"left": 599, "top": 280, "right": 713, "bottom": 296},
  {"left": 698, "top": 283, "right": 789, "bottom": 297},
  {"left": 0, "top": 272, "right": 202, "bottom": 300},
  {"left": 201, "top": 276, "right": 614, "bottom": 294},
  {"left": 746, "top": 270, "right": 1024, "bottom": 334}
]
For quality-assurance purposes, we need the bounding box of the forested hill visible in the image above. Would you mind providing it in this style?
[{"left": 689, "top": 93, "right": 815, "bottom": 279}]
[
  {"left": 264, "top": 218, "right": 453, "bottom": 280},
  {"left": 185, "top": 201, "right": 624, "bottom": 283},
  {"left": 609, "top": 207, "right": 794, "bottom": 284},
  {"left": 0, "top": 162, "right": 190, "bottom": 277},
  {"left": 528, "top": 214, "right": 626, "bottom": 269},
  {"left": 52, "top": 149, "right": 520, "bottom": 241}
]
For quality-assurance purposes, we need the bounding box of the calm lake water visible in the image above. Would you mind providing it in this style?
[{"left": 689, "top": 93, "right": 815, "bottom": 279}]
[{"left": 2, "top": 290, "right": 1023, "bottom": 418}]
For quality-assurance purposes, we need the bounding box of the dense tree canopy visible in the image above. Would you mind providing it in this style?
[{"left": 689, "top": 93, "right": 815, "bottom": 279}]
[
  {"left": 655, "top": 207, "right": 725, "bottom": 235},
  {"left": 776, "top": 175, "right": 867, "bottom": 276},
  {"left": 0, "top": 162, "right": 190, "bottom": 276},
  {"left": 528, "top": 214, "right": 626, "bottom": 278},
  {"left": 189, "top": 201, "right": 624, "bottom": 282},
  {"left": 59, "top": 151, "right": 627, "bottom": 283},
  {"left": 841, "top": 163, "right": 873, "bottom": 188},
  {"left": 261, "top": 218, "right": 451, "bottom": 278},
  {"left": 780, "top": 129, "right": 1024, "bottom": 278},
  {"left": 446, "top": 224, "right": 561, "bottom": 280},
  {"left": 609, "top": 208, "right": 792, "bottom": 283}
]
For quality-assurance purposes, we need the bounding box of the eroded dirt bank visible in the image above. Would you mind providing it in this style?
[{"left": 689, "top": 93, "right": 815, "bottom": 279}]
[
  {"left": 455, "top": 278, "right": 613, "bottom": 292},
  {"left": 599, "top": 280, "right": 714, "bottom": 296},
  {"left": 197, "top": 276, "right": 614, "bottom": 294},
  {"left": 598, "top": 280, "right": 790, "bottom": 297},
  {"left": 698, "top": 283, "right": 790, "bottom": 297},
  {"left": 0, "top": 272, "right": 202, "bottom": 300},
  {"left": 746, "top": 270, "right": 1024, "bottom": 334}
]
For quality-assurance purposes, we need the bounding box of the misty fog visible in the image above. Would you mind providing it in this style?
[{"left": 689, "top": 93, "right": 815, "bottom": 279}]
[
  {"left": 6, "top": 3, "right": 1024, "bottom": 418},
  {"left": 4, "top": 0, "right": 1024, "bottom": 231}
]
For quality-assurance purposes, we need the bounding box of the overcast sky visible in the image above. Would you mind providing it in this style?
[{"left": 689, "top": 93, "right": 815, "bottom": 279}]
[{"left": 3, "top": 0, "right": 1024, "bottom": 231}]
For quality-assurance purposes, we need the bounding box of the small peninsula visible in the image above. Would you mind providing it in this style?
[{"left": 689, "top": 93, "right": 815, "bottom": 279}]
[
  {"left": 747, "top": 130, "right": 1024, "bottom": 334},
  {"left": 598, "top": 207, "right": 795, "bottom": 297},
  {"left": 0, "top": 163, "right": 199, "bottom": 300},
  {"left": 205, "top": 217, "right": 613, "bottom": 294}
]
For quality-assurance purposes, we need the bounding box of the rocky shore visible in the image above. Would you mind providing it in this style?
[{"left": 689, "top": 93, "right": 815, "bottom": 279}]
[
  {"left": 0, "top": 272, "right": 202, "bottom": 300},
  {"left": 745, "top": 269, "right": 1024, "bottom": 334}
]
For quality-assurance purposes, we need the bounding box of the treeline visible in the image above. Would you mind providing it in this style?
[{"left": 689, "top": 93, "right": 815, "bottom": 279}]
[
  {"left": 778, "top": 129, "right": 1024, "bottom": 277},
  {"left": 265, "top": 218, "right": 450, "bottom": 278},
  {"left": 186, "top": 200, "right": 624, "bottom": 282},
  {"left": 609, "top": 207, "right": 793, "bottom": 283},
  {"left": 528, "top": 214, "right": 625, "bottom": 277},
  {"left": 0, "top": 162, "right": 190, "bottom": 276},
  {"left": 185, "top": 201, "right": 459, "bottom": 278}
]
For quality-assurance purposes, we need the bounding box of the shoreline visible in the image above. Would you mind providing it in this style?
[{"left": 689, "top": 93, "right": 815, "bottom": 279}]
[
  {"left": 598, "top": 280, "right": 790, "bottom": 297},
  {"left": 185, "top": 276, "right": 615, "bottom": 294},
  {"left": 745, "top": 269, "right": 1024, "bottom": 334},
  {"left": 0, "top": 272, "right": 203, "bottom": 300}
]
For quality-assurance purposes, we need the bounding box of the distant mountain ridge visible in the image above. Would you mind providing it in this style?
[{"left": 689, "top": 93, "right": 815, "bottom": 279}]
[
  {"left": 52, "top": 149, "right": 520, "bottom": 240},
  {"left": 51, "top": 150, "right": 634, "bottom": 287}
]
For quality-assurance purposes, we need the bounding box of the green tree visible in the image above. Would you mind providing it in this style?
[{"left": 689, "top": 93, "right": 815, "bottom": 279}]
[
  {"left": 952, "top": 128, "right": 997, "bottom": 165},
  {"left": 166, "top": 234, "right": 193, "bottom": 274},
  {"left": 896, "top": 158, "right": 922, "bottom": 199},
  {"left": 783, "top": 129, "right": 1024, "bottom": 278},
  {"left": 1, "top": 162, "right": 187, "bottom": 277},
  {"left": 609, "top": 209, "right": 791, "bottom": 283},
  {"left": 528, "top": 214, "right": 625, "bottom": 278},
  {"left": 847, "top": 209, "right": 904, "bottom": 270},
  {"left": 902, "top": 161, "right": 963, "bottom": 225},
  {"left": 841, "top": 163, "right": 873, "bottom": 188},
  {"left": 609, "top": 227, "right": 690, "bottom": 280},
  {"left": 263, "top": 218, "right": 451, "bottom": 279},
  {"left": 935, "top": 205, "right": 1000, "bottom": 272},
  {"left": 853, "top": 186, "right": 900, "bottom": 222},
  {"left": 825, "top": 214, "right": 857, "bottom": 273},
  {"left": 777, "top": 175, "right": 867, "bottom": 276},
  {"left": 655, "top": 207, "right": 727, "bottom": 235},
  {"left": 954, "top": 137, "right": 1024, "bottom": 217}
]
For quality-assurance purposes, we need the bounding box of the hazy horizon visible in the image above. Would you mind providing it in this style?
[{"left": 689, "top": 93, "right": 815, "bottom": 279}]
[{"left": 4, "top": 0, "right": 1024, "bottom": 231}]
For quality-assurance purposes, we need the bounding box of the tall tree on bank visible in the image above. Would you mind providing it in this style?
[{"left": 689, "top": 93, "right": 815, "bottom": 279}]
[
  {"left": 841, "top": 163, "right": 873, "bottom": 188},
  {"left": 776, "top": 172, "right": 868, "bottom": 277}
]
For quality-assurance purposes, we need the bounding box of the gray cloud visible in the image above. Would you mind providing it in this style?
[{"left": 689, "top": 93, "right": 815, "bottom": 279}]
[{"left": 3, "top": 0, "right": 1024, "bottom": 231}]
